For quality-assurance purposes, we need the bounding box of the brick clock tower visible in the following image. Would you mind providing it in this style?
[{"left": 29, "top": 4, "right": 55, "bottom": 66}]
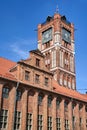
[{"left": 37, "top": 13, "right": 76, "bottom": 90}]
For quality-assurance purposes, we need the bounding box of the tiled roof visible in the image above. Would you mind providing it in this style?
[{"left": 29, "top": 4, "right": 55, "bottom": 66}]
[
  {"left": 52, "top": 79, "right": 87, "bottom": 102},
  {"left": 0, "top": 57, "right": 17, "bottom": 81}
]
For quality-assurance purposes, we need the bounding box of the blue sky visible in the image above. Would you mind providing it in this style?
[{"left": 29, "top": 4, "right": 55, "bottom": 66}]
[{"left": 0, "top": 0, "right": 87, "bottom": 93}]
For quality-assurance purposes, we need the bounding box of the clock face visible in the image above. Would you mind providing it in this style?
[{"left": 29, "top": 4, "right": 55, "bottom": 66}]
[
  {"left": 62, "top": 28, "right": 71, "bottom": 43},
  {"left": 42, "top": 28, "right": 52, "bottom": 44}
]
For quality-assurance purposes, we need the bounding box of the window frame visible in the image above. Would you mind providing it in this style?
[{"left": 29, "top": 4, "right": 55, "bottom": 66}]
[
  {"left": 27, "top": 113, "right": 32, "bottom": 130},
  {"left": 38, "top": 115, "right": 43, "bottom": 130},
  {"left": 36, "top": 58, "right": 40, "bottom": 67},
  {"left": 0, "top": 109, "right": 8, "bottom": 129},
  {"left": 48, "top": 116, "right": 52, "bottom": 130},
  {"left": 56, "top": 118, "right": 61, "bottom": 130},
  {"left": 14, "top": 111, "right": 21, "bottom": 130}
]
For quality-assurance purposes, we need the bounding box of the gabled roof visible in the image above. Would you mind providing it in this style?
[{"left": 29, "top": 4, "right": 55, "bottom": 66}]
[
  {"left": 52, "top": 79, "right": 87, "bottom": 103},
  {"left": 0, "top": 57, "right": 17, "bottom": 81}
]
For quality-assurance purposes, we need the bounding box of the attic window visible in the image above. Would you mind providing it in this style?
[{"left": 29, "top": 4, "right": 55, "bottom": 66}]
[{"left": 36, "top": 58, "right": 40, "bottom": 67}]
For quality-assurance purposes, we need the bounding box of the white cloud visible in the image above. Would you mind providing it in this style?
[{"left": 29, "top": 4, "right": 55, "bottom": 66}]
[
  {"left": 10, "top": 44, "right": 29, "bottom": 59},
  {"left": 10, "top": 38, "right": 37, "bottom": 60}
]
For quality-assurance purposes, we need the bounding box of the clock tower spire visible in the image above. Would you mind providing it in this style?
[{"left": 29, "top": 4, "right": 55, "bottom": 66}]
[{"left": 37, "top": 13, "right": 76, "bottom": 90}]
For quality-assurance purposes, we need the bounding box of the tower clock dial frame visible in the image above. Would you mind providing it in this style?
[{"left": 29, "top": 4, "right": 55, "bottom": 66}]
[
  {"left": 42, "top": 28, "right": 52, "bottom": 44},
  {"left": 62, "top": 28, "right": 71, "bottom": 43}
]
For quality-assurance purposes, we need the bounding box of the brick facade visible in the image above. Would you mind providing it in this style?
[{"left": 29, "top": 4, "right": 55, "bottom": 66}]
[{"left": 0, "top": 12, "right": 87, "bottom": 130}]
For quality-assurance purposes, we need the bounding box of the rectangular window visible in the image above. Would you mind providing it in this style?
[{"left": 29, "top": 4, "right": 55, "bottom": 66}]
[
  {"left": 38, "top": 115, "right": 43, "bottom": 130},
  {"left": 27, "top": 113, "right": 32, "bottom": 130},
  {"left": 65, "top": 119, "right": 69, "bottom": 130},
  {"left": 16, "top": 90, "right": 21, "bottom": 101},
  {"left": 35, "top": 74, "right": 40, "bottom": 84},
  {"left": 25, "top": 71, "right": 30, "bottom": 81},
  {"left": 44, "top": 77, "right": 49, "bottom": 86},
  {"left": 36, "top": 58, "right": 40, "bottom": 67},
  {"left": 14, "top": 111, "right": 21, "bottom": 130},
  {"left": 48, "top": 116, "right": 52, "bottom": 130},
  {"left": 0, "top": 109, "right": 8, "bottom": 129},
  {"left": 56, "top": 118, "right": 61, "bottom": 130},
  {"left": 2, "top": 87, "right": 9, "bottom": 98}
]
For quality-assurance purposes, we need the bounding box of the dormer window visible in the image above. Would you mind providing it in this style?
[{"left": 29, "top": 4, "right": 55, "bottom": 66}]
[{"left": 36, "top": 58, "right": 40, "bottom": 67}]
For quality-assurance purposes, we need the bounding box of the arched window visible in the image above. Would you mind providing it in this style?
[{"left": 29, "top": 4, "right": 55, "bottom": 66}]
[
  {"left": 56, "top": 97, "right": 61, "bottom": 109},
  {"left": 38, "top": 93, "right": 43, "bottom": 106},
  {"left": 64, "top": 100, "right": 69, "bottom": 111},
  {"left": 2, "top": 86, "right": 9, "bottom": 98},
  {"left": 48, "top": 95, "right": 52, "bottom": 107},
  {"left": 79, "top": 103, "right": 83, "bottom": 111},
  {"left": 72, "top": 102, "right": 76, "bottom": 109}
]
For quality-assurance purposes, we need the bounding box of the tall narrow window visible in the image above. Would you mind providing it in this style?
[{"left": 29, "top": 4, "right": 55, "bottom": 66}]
[
  {"left": 0, "top": 109, "right": 8, "bottom": 129},
  {"left": 36, "top": 58, "right": 40, "bottom": 67},
  {"left": 52, "top": 50, "right": 56, "bottom": 68},
  {"left": 48, "top": 116, "right": 52, "bottom": 130},
  {"left": 56, "top": 118, "right": 61, "bottom": 130},
  {"left": 16, "top": 90, "right": 21, "bottom": 101},
  {"left": 14, "top": 111, "right": 21, "bottom": 130},
  {"left": 64, "top": 101, "right": 68, "bottom": 111},
  {"left": 38, "top": 115, "right": 43, "bottom": 130},
  {"left": 35, "top": 74, "right": 40, "bottom": 84},
  {"left": 56, "top": 98, "right": 61, "bottom": 109},
  {"left": 72, "top": 116, "right": 75, "bottom": 127},
  {"left": 25, "top": 71, "right": 30, "bottom": 81},
  {"left": 65, "top": 119, "right": 69, "bottom": 130},
  {"left": 48, "top": 95, "right": 52, "bottom": 107},
  {"left": 2, "top": 87, "right": 9, "bottom": 98},
  {"left": 38, "top": 94, "right": 43, "bottom": 106},
  {"left": 27, "top": 113, "right": 32, "bottom": 130}
]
